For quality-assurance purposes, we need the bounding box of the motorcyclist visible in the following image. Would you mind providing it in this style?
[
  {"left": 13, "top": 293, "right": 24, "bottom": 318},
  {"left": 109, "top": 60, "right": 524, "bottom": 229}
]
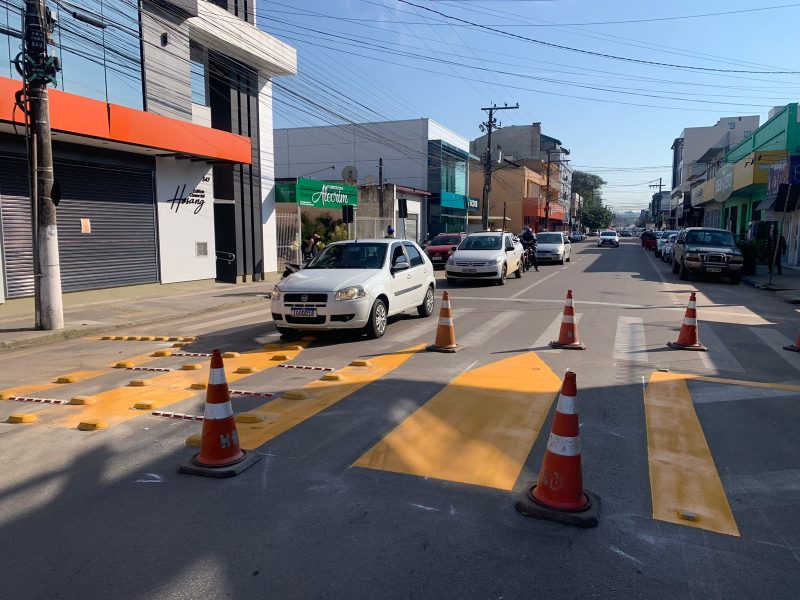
[{"left": 520, "top": 226, "right": 539, "bottom": 272}]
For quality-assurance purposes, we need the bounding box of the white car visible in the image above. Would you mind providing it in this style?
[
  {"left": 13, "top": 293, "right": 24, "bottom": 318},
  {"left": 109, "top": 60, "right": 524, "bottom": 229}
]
[
  {"left": 536, "top": 232, "right": 571, "bottom": 264},
  {"left": 597, "top": 230, "right": 619, "bottom": 248},
  {"left": 661, "top": 233, "right": 678, "bottom": 263},
  {"left": 270, "top": 239, "right": 436, "bottom": 339},
  {"left": 446, "top": 231, "right": 524, "bottom": 285},
  {"left": 655, "top": 230, "right": 679, "bottom": 258}
]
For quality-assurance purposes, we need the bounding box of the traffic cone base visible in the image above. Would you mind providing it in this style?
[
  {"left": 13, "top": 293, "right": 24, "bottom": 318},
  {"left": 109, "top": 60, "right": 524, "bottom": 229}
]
[
  {"left": 549, "top": 339, "right": 586, "bottom": 350},
  {"left": 427, "top": 291, "right": 461, "bottom": 353},
  {"left": 178, "top": 451, "right": 260, "bottom": 478},
  {"left": 515, "top": 485, "right": 600, "bottom": 528},
  {"left": 667, "top": 340, "right": 708, "bottom": 351},
  {"left": 783, "top": 344, "right": 800, "bottom": 353}
]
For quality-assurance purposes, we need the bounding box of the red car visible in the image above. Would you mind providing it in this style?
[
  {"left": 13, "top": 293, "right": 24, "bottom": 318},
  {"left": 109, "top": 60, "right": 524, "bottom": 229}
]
[
  {"left": 425, "top": 233, "right": 467, "bottom": 269},
  {"left": 641, "top": 230, "right": 657, "bottom": 250}
]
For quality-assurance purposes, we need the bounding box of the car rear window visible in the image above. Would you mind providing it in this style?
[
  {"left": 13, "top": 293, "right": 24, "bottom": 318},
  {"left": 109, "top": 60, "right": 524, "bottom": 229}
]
[
  {"left": 685, "top": 230, "right": 735, "bottom": 247},
  {"left": 537, "top": 233, "right": 563, "bottom": 244},
  {"left": 601, "top": 232, "right": 616, "bottom": 237},
  {"left": 430, "top": 235, "right": 462, "bottom": 246},
  {"left": 459, "top": 235, "right": 502, "bottom": 250}
]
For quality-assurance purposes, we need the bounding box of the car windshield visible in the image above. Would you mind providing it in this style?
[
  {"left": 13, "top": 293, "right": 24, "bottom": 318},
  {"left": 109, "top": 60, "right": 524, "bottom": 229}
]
[
  {"left": 459, "top": 235, "right": 502, "bottom": 251},
  {"left": 430, "top": 235, "right": 462, "bottom": 246},
  {"left": 601, "top": 232, "right": 616, "bottom": 237},
  {"left": 537, "top": 233, "right": 563, "bottom": 244},
  {"left": 306, "top": 242, "right": 387, "bottom": 269},
  {"left": 685, "top": 230, "right": 736, "bottom": 247}
]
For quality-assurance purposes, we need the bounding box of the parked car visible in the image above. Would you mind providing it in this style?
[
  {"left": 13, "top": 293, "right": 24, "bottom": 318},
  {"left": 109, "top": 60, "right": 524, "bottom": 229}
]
[
  {"left": 661, "top": 233, "right": 678, "bottom": 263},
  {"left": 641, "top": 230, "right": 657, "bottom": 250},
  {"left": 655, "top": 230, "right": 679, "bottom": 258},
  {"left": 536, "top": 231, "right": 571, "bottom": 264},
  {"left": 569, "top": 231, "right": 584, "bottom": 242},
  {"left": 590, "top": 229, "right": 599, "bottom": 237},
  {"left": 619, "top": 230, "right": 632, "bottom": 238},
  {"left": 424, "top": 233, "right": 467, "bottom": 269},
  {"left": 671, "top": 227, "right": 744, "bottom": 284},
  {"left": 598, "top": 230, "right": 620, "bottom": 247},
  {"left": 271, "top": 239, "right": 436, "bottom": 338},
  {"left": 446, "top": 231, "right": 524, "bottom": 285}
]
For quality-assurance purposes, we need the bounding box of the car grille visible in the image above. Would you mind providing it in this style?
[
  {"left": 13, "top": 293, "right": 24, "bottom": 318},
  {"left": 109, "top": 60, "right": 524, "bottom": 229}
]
[
  {"left": 285, "top": 315, "right": 326, "bottom": 325},
  {"left": 284, "top": 293, "right": 327, "bottom": 303},
  {"left": 455, "top": 261, "right": 488, "bottom": 267},
  {"left": 703, "top": 253, "right": 728, "bottom": 264},
  {"left": 447, "top": 270, "right": 495, "bottom": 278}
]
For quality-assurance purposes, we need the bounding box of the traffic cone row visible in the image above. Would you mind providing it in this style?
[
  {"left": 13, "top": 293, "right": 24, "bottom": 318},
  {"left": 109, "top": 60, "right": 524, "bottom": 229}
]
[{"left": 667, "top": 292, "right": 707, "bottom": 351}]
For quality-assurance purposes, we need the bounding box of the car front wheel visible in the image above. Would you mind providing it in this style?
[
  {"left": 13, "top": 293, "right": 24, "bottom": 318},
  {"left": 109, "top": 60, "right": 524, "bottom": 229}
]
[
  {"left": 365, "top": 299, "right": 388, "bottom": 339},
  {"left": 417, "top": 285, "right": 435, "bottom": 317},
  {"left": 679, "top": 260, "right": 689, "bottom": 281},
  {"left": 497, "top": 264, "right": 507, "bottom": 285}
]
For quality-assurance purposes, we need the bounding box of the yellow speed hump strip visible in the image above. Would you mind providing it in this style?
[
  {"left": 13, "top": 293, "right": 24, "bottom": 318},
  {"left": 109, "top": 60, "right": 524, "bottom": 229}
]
[
  {"left": 354, "top": 352, "right": 563, "bottom": 491},
  {"left": 645, "top": 371, "right": 740, "bottom": 537},
  {"left": 233, "top": 345, "right": 425, "bottom": 450}
]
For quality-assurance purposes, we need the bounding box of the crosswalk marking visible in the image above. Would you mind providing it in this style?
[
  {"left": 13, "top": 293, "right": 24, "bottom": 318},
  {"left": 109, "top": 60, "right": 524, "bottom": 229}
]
[
  {"left": 232, "top": 345, "right": 424, "bottom": 450},
  {"left": 458, "top": 310, "right": 523, "bottom": 348},
  {"left": 391, "top": 308, "right": 474, "bottom": 344},
  {"left": 353, "top": 352, "right": 562, "bottom": 490},
  {"left": 748, "top": 327, "right": 800, "bottom": 373},
  {"left": 695, "top": 324, "right": 744, "bottom": 374},
  {"left": 644, "top": 371, "right": 740, "bottom": 537},
  {"left": 531, "top": 312, "right": 582, "bottom": 353},
  {"left": 613, "top": 317, "right": 648, "bottom": 364}
]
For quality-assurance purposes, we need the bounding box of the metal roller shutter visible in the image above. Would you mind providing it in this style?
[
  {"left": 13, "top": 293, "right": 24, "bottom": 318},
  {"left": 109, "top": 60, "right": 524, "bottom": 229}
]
[{"left": 0, "top": 155, "right": 157, "bottom": 298}]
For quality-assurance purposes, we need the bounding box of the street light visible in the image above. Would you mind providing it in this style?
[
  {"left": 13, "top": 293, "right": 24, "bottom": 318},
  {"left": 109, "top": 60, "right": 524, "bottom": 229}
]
[{"left": 545, "top": 146, "right": 570, "bottom": 232}]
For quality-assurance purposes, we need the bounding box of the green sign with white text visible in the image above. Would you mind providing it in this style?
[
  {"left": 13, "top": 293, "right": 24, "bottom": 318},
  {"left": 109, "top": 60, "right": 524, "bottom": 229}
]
[{"left": 276, "top": 178, "right": 358, "bottom": 209}]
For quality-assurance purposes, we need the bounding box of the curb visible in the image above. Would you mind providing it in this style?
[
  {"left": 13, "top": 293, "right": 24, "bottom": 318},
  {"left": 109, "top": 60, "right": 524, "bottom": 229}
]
[{"left": 0, "top": 296, "right": 268, "bottom": 352}]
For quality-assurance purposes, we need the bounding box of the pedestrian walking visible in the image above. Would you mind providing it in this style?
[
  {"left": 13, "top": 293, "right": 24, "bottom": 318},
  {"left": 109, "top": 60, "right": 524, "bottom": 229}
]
[
  {"left": 766, "top": 225, "right": 787, "bottom": 275},
  {"left": 302, "top": 233, "right": 321, "bottom": 262}
]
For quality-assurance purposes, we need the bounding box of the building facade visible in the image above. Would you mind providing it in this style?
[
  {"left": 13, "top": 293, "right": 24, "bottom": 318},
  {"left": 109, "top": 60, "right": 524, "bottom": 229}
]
[
  {"left": 0, "top": 0, "right": 296, "bottom": 303},
  {"left": 467, "top": 161, "right": 546, "bottom": 233}
]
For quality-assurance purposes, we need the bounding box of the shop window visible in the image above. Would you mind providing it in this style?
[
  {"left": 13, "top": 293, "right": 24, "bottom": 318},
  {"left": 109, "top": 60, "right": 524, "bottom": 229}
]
[{"left": 190, "top": 44, "right": 209, "bottom": 106}]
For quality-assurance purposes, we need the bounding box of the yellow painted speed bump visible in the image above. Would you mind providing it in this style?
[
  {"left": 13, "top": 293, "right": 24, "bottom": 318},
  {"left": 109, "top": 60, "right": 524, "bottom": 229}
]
[
  {"left": 181, "top": 336, "right": 196, "bottom": 342},
  {"left": 56, "top": 375, "right": 79, "bottom": 384},
  {"left": 190, "top": 382, "right": 208, "bottom": 390},
  {"left": 222, "top": 352, "right": 240, "bottom": 358},
  {"left": 115, "top": 361, "right": 134, "bottom": 369},
  {"left": 140, "top": 336, "right": 155, "bottom": 341},
  {"left": 126, "top": 336, "right": 141, "bottom": 341},
  {"left": 181, "top": 364, "right": 202, "bottom": 371},
  {"left": 0, "top": 392, "right": 13, "bottom": 400},
  {"left": 283, "top": 390, "right": 309, "bottom": 400},
  {"left": 101, "top": 336, "right": 113, "bottom": 340},
  {"left": 271, "top": 354, "right": 290, "bottom": 361},
  {"left": 112, "top": 336, "right": 125, "bottom": 340},
  {"left": 350, "top": 360, "right": 372, "bottom": 367},
  {"left": 235, "top": 366, "right": 255, "bottom": 374},
  {"left": 169, "top": 336, "right": 181, "bottom": 341},
  {"left": 78, "top": 420, "right": 108, "bottom": 431},
  {"left": 152, "top": 350, "right": 172, "bottom": 357},
  {"left": 321, "top": 373, "right": 344, "bottom": 381},
  {"left": 134, "top": 400, "right": 158, "bottom": 410},
  {"left": 8, "top": 413, "right": 37, "bottom": 424},
  {"left": 287, "top": 345, "right": 304, "bottom": 351},
  {"left": 129, "top": 379, "right": 151, "bottom": 387},
  {"left": 185, "top": 433, "right": 201, "bottom": 447},
  {"left": 173, "top": 342, "right": 188, "bottom": 348},
  {"left": 154, "top": 336, "right": 170, "bottom": 341},
  {"left": 235, "top": 412, "right": 265, "bottom": 424},
  {"left": 70, "top": 396, "right": 96, "bottom": 406}
]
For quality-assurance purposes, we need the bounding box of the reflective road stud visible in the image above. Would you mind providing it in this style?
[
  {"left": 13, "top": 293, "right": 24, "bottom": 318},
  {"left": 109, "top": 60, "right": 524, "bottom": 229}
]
[{"left": 178, "top": 349, "right": 260, "bottom": 478}]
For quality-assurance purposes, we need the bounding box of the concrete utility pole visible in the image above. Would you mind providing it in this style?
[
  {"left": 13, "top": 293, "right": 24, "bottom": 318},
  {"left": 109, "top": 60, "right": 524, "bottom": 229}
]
[
  {"left": 378, "top": 157, "right": 384, "bottom": 222},
  {"left": 649, "top": 178, "right": 664, "bottom": 229},
  {"left": 479, "top": 103, "right": 518, "bottom": 230},
  {"left": 20, "top": 0, "right": 62, "bottom": 329}
]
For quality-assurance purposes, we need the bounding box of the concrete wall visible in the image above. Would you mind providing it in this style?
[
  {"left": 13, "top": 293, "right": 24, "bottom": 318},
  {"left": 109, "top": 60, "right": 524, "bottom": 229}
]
[
  {"left": 142, "top": 0, "right": 192, "bottom": 121},
  {"left": 470, "top": 123, "right": 542, "bottom": 161},
  {"left": 427, "top": 120, "right": 470, "bottom": 152},
  {"left": 259, "top": 75, "right": 278, "bottom": 273},
  {"left": 155, "top": 157, "right": 217, "bottom": 283}
]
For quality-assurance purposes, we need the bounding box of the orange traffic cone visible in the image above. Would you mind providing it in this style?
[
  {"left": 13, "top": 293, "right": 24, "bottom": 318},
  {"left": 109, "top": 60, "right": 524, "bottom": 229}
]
[
  {"left": 516, "top": 371, "right": 599, "bottom": 528},
  {"left": 427, "top": 291, "right": 461, "bottom": 353},
  {"left": 549, "top": 290, "right": 586, "bottom": 350},
  {"left": 783, "top": 330, "right": 800, "bottom": 353},
  {"left": 178, "top": 350, "right": 260, "bottom": 477},
  {"left": 667, "top": 292, "right": 707, "bottom": 351}
]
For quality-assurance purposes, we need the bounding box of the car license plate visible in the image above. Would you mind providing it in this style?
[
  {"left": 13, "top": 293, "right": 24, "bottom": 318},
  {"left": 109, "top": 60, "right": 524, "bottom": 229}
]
[
  {"left": 431, "top": 256, "right": 442, "bottom": 261},
  {"left": 706, "top": 267, "right": 722, "bottom": 273},
  {"left": 291, "top": 308, "right": 317, "bottom": 318},
  {"left": 463, "top": 268, "right": 476, "bottom": 273}
]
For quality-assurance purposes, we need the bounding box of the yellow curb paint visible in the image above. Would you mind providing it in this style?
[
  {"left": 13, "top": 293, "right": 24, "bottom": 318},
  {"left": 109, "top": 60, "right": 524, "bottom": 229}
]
[
  {"left": 169, "top": 337, "right": 181, "bottom": 341},
  {"left": 181, "top": 364, "right": 203, "bottom": 371},
  {"left": 682, "top": 374, "right": 800, "bottom": 393},
  {"left": 181, "top": 336, "right": 196, "bottom": 342},
  {"left": 235, "top": 412, "right": 265, "bottom": 424},
  {"left": 350, "top": 359, "right": 372, "bottom": 367},
  {"left": 115, "top": 362, "right": 134, "bottom": 369},
  {"left": 77, "top": 420, "right": 108, "bottom": 431},
  {"left": 129, "top": 379, "right": 151, "bottom": 387},
  {"left": 152, "top": 350, "right": 172, "bottom": 357},
  {"left": 232, "top": 345, "right": 424, "bottom": 451},
  {"left": 185, "top": 433, "right": 201, "bottom": 447},
  {"left": 354, "top": 352, "right": 562, "bottom": 491},
  {"left": 112, "top": 336, "right": 125, "bottom": 340},
  {"left": 50, "top": 344, "right": 307, "bottom": 430},
  {"left": 8, "top": 413, "right": 37, "bottom": 424},
  {"left": 235, "top": 366, "right": 255, "bottom": 374},
  {"left": 56, "top": 375, "right": 79, "bottom": 384},
  {"left": 190, "top": 382, "right": 207, "bottom": 390},
  {"left": 101, "top": 336, "right": 113, "bottom": 340},
  {"left": 222, "top": 352, "right": 240, "bottom": 358},
  {"left": 0, "top": 392, "right": 12, "bottom": 400},
  {"left": 70, "top": 396, "right": 96, "bottom": 406},
  {"left": 644, "top": 371, "right": 740, "bottom": 537}
]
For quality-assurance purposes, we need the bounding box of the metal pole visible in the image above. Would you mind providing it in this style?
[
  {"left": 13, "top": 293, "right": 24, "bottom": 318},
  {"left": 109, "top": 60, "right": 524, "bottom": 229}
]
[
  {"left": 481, "top": 114, "right": 492, "bottom": 231},
  {"left": 768, "top": 184, "right": 791, "bottom": 287},
  {"left": 545, "top": 151, "right": 551, "bottom": 232}
]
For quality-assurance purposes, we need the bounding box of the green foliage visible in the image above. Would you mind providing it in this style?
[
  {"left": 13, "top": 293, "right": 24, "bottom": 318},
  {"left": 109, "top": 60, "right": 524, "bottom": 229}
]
[
  {"left": 572, "top": 171, "right": 606, "bottom": 202},
  {"left": 582, "top": 201, "right": 614, "bottom": 230},
  {"left": 329, "top": 224, "right": 350, "bottom": 242},
  {"left": 301, "top": 212, "right": 345, "bottom": 243}
]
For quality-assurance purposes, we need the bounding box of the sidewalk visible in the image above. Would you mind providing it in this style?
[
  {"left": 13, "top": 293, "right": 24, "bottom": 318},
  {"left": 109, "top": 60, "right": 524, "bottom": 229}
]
[
  {"left": 742, "top": 262, "right": 800, "bottom": 303},
  {"left": 0, "top": 276, "right": 280, "bottom": 351}
]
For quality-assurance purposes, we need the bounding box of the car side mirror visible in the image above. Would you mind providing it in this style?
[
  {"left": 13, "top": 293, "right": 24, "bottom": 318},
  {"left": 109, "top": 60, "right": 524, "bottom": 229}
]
[
  {"left": 392, "top": 257, "right": 410, "bottom": 272},
  {"left": 451, "top": 246, "right": 458, "bottom": 252}
]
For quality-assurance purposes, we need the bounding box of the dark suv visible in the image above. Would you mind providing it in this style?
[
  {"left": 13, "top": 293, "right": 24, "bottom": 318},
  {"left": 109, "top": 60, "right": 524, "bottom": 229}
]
[{"left": 671, "top": 227, "right": 744, "bottom": 284}]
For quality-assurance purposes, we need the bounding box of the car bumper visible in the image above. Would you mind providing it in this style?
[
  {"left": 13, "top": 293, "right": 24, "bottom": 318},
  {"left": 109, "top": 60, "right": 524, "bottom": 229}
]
[
  {"left": 536, "top": 252, "right": 564, "bottom": 262},
  {"left": 270, "top": 296, "right": 373, "bottom": 330},
  {"left": 446, "top": 265, "right": 503, "bottom": 279},
  {"left": 684, "top": 261, "right": 743, "bottom": 275},
  {"left": 427, "top": 255, "right": 449, "bottom": 268}
]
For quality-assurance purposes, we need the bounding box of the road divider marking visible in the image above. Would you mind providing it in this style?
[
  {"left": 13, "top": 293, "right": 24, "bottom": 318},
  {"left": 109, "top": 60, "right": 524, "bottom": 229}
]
[
  {"left": 458, "top": 310, "right": 523, "bottom": 348},
  {"left": 644, "top": 371, "right": 740, "bottom": 537},
  {"left": 391, "top": 308, "right": 474, "bottom": 344},
  {"left": 613, "top": 316, "right": 648, "bottom": 364},
  {"left": 353, "top": 352, "right": 562, "bottom": 491},
  {"left": 748, "top": 327, "right": 800, "bottom": 373},
  {"left": 228, "top": 345, "right": 424, "bottom": 450},
  {"left": 680, "top": 373, "right": 800, "bottom": 392}
]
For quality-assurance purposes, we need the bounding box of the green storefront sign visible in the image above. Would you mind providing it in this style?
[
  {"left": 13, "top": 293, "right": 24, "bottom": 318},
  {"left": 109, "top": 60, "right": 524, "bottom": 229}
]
[{"left": 276, "top": 177, "right": 357, "bottom": 209}]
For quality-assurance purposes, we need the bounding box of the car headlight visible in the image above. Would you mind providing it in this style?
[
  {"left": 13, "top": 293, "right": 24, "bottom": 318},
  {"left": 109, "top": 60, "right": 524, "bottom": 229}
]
[
  {"left": 487, "top": 257, "right": 502, "bottom": 265},
  {"left": 730, "top": 255, "right": 743, "bottom": 263},
  {"left": 335, "top": 286, "right": 367, "bottom": 301},
  {"left": 686, "top": 252, "right": 700, "bottom": 260},
  {"left": 447, "top": 257, "right": 455, "bottom": 266},
  {"left": 271, "top": 286, "right": 282, "bottom": 301}
]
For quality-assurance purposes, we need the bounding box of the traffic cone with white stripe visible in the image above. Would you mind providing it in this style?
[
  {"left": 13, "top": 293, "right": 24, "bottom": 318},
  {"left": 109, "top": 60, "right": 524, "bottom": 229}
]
[
  {"left": 427, "top": 291, "right": 461, "bottom": 353},
  {"left": 549, "top": 290, "right": 586, "bottom": 350},
  {"left": 178, "top": 349, "right": 260, "bottom": 477},
  {"left": 516, "top": 371, "right": 599, "bottom": 528},
  {"left": 667, "top": 292, "right": 707, "bottom": 351},
  {"left": 783, "top": 330, "right": 800, "bottom": 353}
]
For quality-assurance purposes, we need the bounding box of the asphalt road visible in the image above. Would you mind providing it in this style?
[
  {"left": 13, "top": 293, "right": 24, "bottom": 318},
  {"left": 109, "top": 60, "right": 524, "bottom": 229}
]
[{"left": 1, "top": 237, "right": 799, "bottom": 599}]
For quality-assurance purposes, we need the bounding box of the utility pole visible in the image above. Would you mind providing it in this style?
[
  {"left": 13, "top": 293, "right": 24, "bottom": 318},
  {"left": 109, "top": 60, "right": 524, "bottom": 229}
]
[
  {"left": 378, "top": 157, "right": 384, "bottom": 225},
  {"left": 19, "top": 0, "right": 62, "bottom": 329},
  {"left": 479, "top": 103, "right": 518, "bottom": 231},
  {"left": 649, "top": 178, "right": 664, "bottom": 229}
]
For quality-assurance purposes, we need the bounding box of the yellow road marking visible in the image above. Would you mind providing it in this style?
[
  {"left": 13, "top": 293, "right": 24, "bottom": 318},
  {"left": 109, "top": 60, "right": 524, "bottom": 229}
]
[
  {"left": 682, "top": 374, "right": 800, "bottom": 392},
  {"left": 353, "top": 352, "right": 562, "bottom": 491},
  {"left": 49, "top": 344, "right": 307, "bottom": 429},
  {"left": 233, "top": 345, "right": 424, "bottom": 450},
  {"left": 644, "top": 371, "right": 740, "bottom": 537}
]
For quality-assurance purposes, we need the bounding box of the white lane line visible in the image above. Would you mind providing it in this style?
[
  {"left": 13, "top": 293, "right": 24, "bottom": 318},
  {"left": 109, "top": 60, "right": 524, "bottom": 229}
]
[
  {"left": 748, "top": 327, "right": 800, "bottom": 373},
  {"left": 456, "top": 297, "right": 645, "bottom": 309},
  {"left": 391, "top": 308, "right": 474, "bottom": 344},
  {"left": 530, "top": 312, "right": 583, "bottom": 353},
  {"left": 190, "top": 309, "right": 272, "bottom": 334},
  {"left": 696, "top": 323, "right": 744, "bottom": 374},
  {"left": 510, "top": 265, "right": 570, "bottom": 299},
  {"left": 459, "top": 310, "right": 523, "bottom": 348},
  {"left": 613, "top": 316, "right": 648, "bottom": 365}
]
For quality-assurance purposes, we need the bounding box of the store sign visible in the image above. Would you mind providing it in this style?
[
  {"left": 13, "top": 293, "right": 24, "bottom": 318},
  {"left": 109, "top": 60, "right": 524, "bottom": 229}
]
[
  {"left": 169, "top": 176, "right": 210, "bottom": 214},
  {"left": 440, "top": 190, "right": 466, "bottom": 210},
  {"left": 467, "top": 197, "right": 479, "bottom": 211},
  {"left": 691, "top": 184, "right": 704, "bottom": 206},
  {"left": 276, "top": 178, "right": 357, "bottom": 209},
  {"left": 715, "top": 163, "right": 734, "bottom": 203},
  {"left": 767, "top": 155, "right": 800, "bottom": 201}
]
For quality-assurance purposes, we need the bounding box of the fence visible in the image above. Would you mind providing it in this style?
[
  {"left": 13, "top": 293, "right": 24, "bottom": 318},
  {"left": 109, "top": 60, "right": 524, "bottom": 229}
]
[{"left": 276, "top": 210, "right": 300, "bottom": 273}]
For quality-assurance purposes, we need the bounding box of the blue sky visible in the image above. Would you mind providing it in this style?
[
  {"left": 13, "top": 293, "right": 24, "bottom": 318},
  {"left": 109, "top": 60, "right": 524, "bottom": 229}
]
[{"left": 261, "top": 0, "right": 800, "bottom": 211}]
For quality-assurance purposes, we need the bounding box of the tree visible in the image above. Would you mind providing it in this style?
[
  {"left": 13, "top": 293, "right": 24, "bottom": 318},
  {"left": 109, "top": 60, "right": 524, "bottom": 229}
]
[
  {"left": 582, "top": 201, "right": 614, "bottom": 230},
  {"left": 572, "top": 171, "right": 606, "bottom": 204}
]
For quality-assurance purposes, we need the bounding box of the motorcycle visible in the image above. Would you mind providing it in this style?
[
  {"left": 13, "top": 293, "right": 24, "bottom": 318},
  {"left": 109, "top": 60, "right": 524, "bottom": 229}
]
[{"left": 521, "top": 242, "right": 538, "bottom": 272}]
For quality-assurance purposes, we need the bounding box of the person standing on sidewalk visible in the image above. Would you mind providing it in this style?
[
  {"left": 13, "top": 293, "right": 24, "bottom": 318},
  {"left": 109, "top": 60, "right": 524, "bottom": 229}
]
[{"left": 767, "top": 225, "right": 787, "bottom": 275}]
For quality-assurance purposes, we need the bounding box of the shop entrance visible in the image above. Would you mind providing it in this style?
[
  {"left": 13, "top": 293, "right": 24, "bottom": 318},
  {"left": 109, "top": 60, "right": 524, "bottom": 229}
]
[{"left": 214, "top": 202, "right": 237, "bottom": 283}]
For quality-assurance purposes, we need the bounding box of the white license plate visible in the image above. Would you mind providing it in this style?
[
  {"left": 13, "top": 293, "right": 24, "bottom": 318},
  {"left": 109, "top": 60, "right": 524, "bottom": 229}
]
[
  {"left": 431, "top": 256, "right": 442, "bottom": 261},
  {"left": 291, "top": 308, "right": 317, "bottom": 318},
  {"left": 463, "top": 268, "right": 477, "bottom": 274},
  {"left": 706, "top": 267, "right": 722, "bottom": 273}
]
